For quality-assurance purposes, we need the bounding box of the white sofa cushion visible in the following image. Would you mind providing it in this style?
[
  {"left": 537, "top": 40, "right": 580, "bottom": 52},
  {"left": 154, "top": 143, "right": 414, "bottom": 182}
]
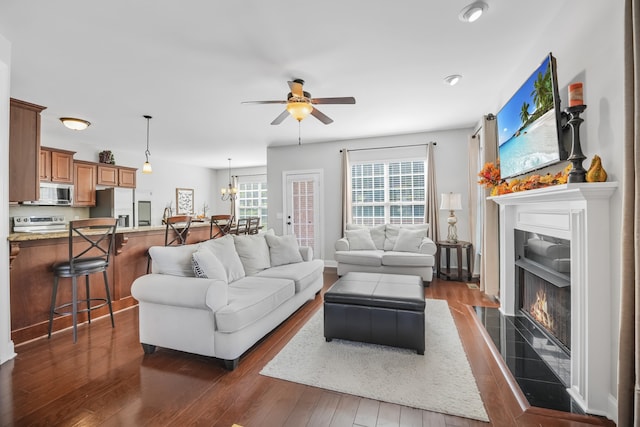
[
  {"left": 381, "top": 251, "right": 435, "bottom": 267},
  {"left": 215, "top": 276, "right": 295, "bottom": 333},
  {"left": 335, "top": 250, "right": 384, "bottom": 267},
  {"left": 192, "top": 246, "right": 228, "bottom": 283},
  {"left": 384, "top": 224, "right": 430, "bottom": 251},
  {"left": 200, "top": 235, "right": 245, "bottom": 283},
  {"left": 233, "top": 231, "right": 273, "bottom": 276},
  {"left": 149, "top": 243, "right": 200, "bottom": 277},
  {"left": 393, "top": 228, "right": 428, "bottom": 252},
  {"left": 345, "top": 228, "right": 377, "bottom": 250},
  {"left": 257, "top": 259, "right": 324, "bottom": 293},
  {"left": 131, "top": 274, "right": 228, "bottom": 312},
  {"left": 346, "top": 224, "right": 386, "bottom": 249},
  {"left": 265, "top": 234, "right": 303, "bottom": 266}
]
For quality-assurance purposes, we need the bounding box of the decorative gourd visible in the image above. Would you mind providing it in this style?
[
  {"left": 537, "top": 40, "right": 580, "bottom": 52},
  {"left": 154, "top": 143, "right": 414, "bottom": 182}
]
[{"left": 586, "top": 155, "right": 607, "bottom": 182}]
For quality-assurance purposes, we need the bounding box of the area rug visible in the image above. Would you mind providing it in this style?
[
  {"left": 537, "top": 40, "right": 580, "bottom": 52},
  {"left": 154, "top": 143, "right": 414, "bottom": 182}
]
[{"left": 260, "top": 299, "right": 489, "bottom": 422}]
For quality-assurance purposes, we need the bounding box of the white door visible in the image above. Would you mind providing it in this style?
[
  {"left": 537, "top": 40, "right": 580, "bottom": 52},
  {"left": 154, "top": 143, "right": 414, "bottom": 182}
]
[{"left": 283, "top": 171, "right": 323, "bottom": 259}]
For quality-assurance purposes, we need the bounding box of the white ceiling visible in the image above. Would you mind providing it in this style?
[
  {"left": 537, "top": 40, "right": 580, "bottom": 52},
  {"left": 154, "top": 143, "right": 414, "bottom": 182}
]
[{"left": 0, "top": 0, "right": 573, "bottom": 169}]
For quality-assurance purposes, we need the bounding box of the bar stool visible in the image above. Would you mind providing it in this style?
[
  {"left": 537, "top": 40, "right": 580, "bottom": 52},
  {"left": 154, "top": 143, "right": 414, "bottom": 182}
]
[
  {"left": 48, "top": 218, "right": 118, "bottom": 343},
  {"left": 147, "top": 215, "right": 192, "bottom": 273},
  {"left": 210, "top": 214, "right": 233, "bottom": 239}
]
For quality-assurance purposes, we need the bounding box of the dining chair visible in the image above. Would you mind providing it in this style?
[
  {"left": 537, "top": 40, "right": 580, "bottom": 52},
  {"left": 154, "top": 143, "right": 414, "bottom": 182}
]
[{"left": 247, "top": 217, "right": 260, "bottom": 234}]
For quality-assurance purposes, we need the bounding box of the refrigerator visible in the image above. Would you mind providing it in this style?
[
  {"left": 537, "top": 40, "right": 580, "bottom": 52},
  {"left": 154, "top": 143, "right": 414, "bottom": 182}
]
[{"left": 90, "top": 188, "right": 135, "bottom": 227}]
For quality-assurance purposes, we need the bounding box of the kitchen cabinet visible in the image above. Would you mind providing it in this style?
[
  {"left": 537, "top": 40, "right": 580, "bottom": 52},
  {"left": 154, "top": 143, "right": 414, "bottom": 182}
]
[
  {"left": 74, "top": 160, "right": 97, "bottom": 206},
  {"left": 9, "top": 98, "right": 46, "bottom": 202},
  {"left": 97, "top": 164, "right": 137, "bottom": 188},
  {"left": 40, "top": 147, "right": 75, "bottom": 183}
]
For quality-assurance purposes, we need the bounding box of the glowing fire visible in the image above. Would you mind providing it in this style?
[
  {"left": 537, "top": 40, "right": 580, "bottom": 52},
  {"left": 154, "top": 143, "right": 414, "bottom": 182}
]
[{"left": 530, "top": 289, "right": 554, "bottom": 331}]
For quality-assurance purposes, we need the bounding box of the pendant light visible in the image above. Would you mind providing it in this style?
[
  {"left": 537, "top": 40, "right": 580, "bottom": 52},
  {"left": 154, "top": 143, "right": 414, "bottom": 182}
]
[
  {"left": 220, "top": 158, "right": 238, "bottom": 201},
  {"left": 142, "top": 115, "right": 152, "bottom": 174}
]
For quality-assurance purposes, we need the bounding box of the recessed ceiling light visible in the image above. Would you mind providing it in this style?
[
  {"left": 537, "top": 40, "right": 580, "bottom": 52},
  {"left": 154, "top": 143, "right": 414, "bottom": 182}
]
[
  {"left": 458, "top": 1, "right": 488, "bottom": 23},
  {"left": 444, "top": 75, "right": 462, "bottom": 86},
  {"left": 59, "top": 117, "right": 91, "bottom": 130}
]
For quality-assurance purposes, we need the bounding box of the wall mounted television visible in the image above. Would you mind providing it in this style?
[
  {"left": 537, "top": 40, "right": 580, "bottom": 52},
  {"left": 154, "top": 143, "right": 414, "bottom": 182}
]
[{"left": 497, "top": 53, "right": 567, "bottom": 179}]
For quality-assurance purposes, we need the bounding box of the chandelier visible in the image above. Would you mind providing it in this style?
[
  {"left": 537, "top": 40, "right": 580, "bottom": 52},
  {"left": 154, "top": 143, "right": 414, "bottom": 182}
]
[{"left": 220, "top": 158, "right": 237, "bottom": 201}]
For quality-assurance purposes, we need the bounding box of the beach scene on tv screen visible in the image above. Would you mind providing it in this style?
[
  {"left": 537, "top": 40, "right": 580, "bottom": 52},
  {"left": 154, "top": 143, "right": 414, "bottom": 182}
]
[{"left": 498, "top": 55, "right": 560, "bottom": 179}]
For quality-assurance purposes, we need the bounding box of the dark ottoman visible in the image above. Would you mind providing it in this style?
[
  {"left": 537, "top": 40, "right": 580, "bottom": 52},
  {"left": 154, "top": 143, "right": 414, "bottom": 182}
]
[{"left": 323, "top": 272, "right": 425, "bottom": 354}]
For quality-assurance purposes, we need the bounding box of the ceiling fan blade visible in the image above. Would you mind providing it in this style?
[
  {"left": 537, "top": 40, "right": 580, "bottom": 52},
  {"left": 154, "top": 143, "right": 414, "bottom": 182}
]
[
  {"left": 271, "top": 110, "right": 290, "bottom": 125},
  {"left": 242, "top": 100, "right": 287, "bottom": 104},
  {"left": 311, "top": 107, "right": 333, "bottom": 125},
  {"left": 311, "top": 96, "right": 356, "bottom": 105},
  {"left": 288, "top": 80, "right": 304, "bottom": 98}
]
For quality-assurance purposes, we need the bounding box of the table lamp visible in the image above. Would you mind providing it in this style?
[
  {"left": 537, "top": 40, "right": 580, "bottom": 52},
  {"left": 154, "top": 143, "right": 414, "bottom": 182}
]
[{"left": 440, "top": 192, "right": 462, "bottom": 243}]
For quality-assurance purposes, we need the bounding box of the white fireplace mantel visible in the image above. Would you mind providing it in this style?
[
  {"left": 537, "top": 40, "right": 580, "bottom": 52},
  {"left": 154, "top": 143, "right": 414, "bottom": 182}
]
[{"left": 489, "top": 182, "right": 617, "bottom": 417}]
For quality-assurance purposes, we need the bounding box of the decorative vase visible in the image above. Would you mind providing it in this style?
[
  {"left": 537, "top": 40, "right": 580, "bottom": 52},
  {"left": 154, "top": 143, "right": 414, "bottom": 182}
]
[{"left": 586, "top": 155, "right": 607, "bottom": 182}]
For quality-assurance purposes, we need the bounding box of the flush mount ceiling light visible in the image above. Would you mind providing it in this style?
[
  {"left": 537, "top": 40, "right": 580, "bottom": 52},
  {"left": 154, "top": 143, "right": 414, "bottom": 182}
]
[
  {"left": 60, "top": 117, "right": 91, "bottom": 131},
  {"left": 444, "top": 75, "right": 463, "bottom": 86},
  {"left": 458, "top": 1, "right": 488, "bottom": 23}
]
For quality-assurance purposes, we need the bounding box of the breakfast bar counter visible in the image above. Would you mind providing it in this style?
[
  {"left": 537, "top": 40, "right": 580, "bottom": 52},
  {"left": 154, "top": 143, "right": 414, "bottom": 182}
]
[{"left": 7, "top": 222, "right": 213, "bottom": 344}]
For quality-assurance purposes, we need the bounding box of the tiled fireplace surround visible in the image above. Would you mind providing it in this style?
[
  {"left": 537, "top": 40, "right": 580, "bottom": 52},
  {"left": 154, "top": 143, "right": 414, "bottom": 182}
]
[{"left": 490, "top": 182, "right": 617, "bottom": 417}]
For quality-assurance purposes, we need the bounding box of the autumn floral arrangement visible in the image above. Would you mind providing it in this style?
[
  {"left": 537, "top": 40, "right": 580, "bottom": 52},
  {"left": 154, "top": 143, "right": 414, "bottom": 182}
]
[{"left": 478, "top": 161, "right": 572, "bottom": 196}]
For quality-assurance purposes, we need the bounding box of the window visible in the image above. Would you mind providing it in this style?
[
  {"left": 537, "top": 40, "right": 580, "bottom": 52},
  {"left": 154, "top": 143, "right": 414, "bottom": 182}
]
[
  {"left": 351, "top": 160, "right": 425, "bottom": 225},
  {"left": 237, "top": 178, "right": 268, "bottom": 228}
]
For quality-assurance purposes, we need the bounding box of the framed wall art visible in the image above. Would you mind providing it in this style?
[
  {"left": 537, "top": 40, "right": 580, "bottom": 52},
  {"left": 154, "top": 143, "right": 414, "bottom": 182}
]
[{"left": 176, "top": 188, "right": 194, "bottom": 215}]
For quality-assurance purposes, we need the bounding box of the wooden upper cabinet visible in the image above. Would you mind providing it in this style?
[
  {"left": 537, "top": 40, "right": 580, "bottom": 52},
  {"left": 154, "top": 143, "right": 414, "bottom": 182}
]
[
  {"left": 97, "top": 165, "right": 118, "bottom": 186},
  {"left": 9, "top": 98, "right": 46, "bottom": 202},
  {"left": 39, "top": 149, "right": 52, "bottom": 181},
  {"left": 118, "top": 167, "right": 137, "bottom": 188},
  {"left": 97, "top": 164, "right": 137, "bottom": 188},
  {"left": 73, "top": 161, "right": 97, "bottom": 207},
  {"left": 40, "top": 147, "right": 75, "bottom": 183}
]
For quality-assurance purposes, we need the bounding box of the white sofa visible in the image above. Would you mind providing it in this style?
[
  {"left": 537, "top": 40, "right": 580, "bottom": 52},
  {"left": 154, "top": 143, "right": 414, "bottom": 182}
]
[
  {"left": 334, "top": 224, "right": 437, "bottom": 282},
  {"left": 131, "top": 232, "right": 324, "bottom": 370}
]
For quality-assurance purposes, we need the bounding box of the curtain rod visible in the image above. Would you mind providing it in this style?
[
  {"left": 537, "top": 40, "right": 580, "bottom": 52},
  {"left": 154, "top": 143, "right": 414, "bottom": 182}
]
[
  {"left": 340, "top": 142, "right": 436, "bottom": 153},
  {"left": 232, "top": 173, "right": 266, "bottom": 178}
]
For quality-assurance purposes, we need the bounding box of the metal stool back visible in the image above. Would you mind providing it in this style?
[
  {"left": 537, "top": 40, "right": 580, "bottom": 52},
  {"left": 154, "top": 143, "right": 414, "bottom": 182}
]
[{"left": 48, "top": 218, "right": 118, "bottom": 342}]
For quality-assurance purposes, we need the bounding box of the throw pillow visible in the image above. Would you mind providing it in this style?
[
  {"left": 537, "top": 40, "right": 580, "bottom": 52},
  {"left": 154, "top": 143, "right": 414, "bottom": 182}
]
[
  {"left": 345, "top": 228, "right": 377, "bottom": 250},
  {"left": 200, "top": 234, "right": 246, "bottom": 282},
  {"left": 393, "top": 228, "right": 428, "bottom": 252},
  {"left": 232, "top": 230, "right": 273, "bottom": 276},
  {"left": 265, "top": 234, "right": 303, "bottom": 267},
  {"left": 149, "top": 244, "right": 199, "bottom": 277},
  {"left": 369, "top": 224, "right": 386, "bottom": 249},
  {"left": 192, "top": 246, "right": 228, "bottom": 283},
  {"left": 384, "top": 224, "right": 430, "bottom": 251}
]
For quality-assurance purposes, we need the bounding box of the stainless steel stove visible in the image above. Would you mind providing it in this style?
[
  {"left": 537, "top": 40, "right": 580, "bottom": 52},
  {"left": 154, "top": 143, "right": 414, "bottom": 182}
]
[{"left": 12, "top": 215, "right": 67, "bottom": 233}]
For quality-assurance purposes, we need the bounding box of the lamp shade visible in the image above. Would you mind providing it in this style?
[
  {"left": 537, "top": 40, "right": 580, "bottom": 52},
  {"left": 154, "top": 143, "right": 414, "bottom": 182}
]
[
  {"left": 286, "top": 102, "right": 313, "bottom": 121},
  {"left": 440, "top": 193, "right": 462, "bottom": 211}
]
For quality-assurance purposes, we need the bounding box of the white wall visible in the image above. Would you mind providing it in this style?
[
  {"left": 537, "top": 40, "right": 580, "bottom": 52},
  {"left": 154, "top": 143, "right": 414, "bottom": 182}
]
[
  {"left": 267, "top": 128, "right": 473, "bottom": 263},
  {"left": 488, "top": 3, "right": 623, "bottom": 415},
  {"left": 0, "top": 32, "right": 15, "bottom": 364}
]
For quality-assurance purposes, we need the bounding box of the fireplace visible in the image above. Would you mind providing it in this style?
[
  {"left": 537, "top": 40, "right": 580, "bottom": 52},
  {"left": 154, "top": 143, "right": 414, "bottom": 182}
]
[
  {"left": 490, "top": 182, "right": 617, "bottom": 417},
  {"left": 516, "top": 230, "right": 571, "bottom": 352}
]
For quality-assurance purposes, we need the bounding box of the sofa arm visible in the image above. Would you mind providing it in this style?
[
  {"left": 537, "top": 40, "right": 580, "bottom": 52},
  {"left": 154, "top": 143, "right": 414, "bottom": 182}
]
[
  {"left": 299, "top": 246, "right": 314, "bottom": 261},
  {"left": 418, "top": 237, "right": 438, "bottom": 255},
  {"left": 131, "top": 274, "right": 228, "bottom": 312},
  {"left": 335, "top": 237, "right": 350, "bottom": 252}
]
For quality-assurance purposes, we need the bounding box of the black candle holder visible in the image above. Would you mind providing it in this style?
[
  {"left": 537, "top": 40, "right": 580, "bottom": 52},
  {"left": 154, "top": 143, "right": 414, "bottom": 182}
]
[{"left": 564, "top": 104, "right": 587, "bottom": 183}]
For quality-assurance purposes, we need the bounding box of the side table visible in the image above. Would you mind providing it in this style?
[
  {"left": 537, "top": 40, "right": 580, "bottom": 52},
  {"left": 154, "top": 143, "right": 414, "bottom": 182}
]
[{"left": 436, "top": 240, "right": 474, "bottom": 281}]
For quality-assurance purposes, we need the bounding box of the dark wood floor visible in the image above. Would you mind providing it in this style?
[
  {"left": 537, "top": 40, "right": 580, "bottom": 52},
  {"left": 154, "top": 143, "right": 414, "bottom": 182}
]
[{"left": 1, "top": 269, "right": 616, "bottom": 426}]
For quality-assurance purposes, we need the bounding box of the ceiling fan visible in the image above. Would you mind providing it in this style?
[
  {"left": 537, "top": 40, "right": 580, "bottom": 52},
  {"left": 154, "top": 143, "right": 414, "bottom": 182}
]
[{"left": 242, "top": 79, "right": 356, "bottom": 125}]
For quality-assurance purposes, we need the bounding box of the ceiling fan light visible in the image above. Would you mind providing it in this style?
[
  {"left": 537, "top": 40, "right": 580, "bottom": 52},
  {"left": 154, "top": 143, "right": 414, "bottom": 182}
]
[
  {"left": 458, "top": 1, "right": 488, "bottom": 23},
  {"left": 60, "top": 117, "right": 91, "bottom": 130},
  {"left": 286, "top": 102, "right": 313, "bottom": 121}
]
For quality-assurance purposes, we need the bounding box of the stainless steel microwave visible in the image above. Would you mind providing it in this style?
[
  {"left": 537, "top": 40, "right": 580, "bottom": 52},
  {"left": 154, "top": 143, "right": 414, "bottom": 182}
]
[{"left": 22, "top": 182, "right": 74, "bottom": 206}]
